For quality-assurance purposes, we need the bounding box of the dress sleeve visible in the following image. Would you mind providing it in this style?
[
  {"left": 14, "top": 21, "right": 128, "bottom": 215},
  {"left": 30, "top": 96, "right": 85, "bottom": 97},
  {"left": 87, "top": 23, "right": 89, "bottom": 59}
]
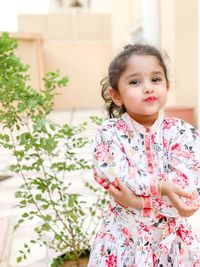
[
  {"left": 152, "top": 120, "right": 200, "bottom": 217},
  {"left": 167, "top": 122, "right": 200, "bottom": 193},
  {"left": 93, "top": 120, "right": 129, "bottom": 190},
  {"left": 93, "top": 119, "right": 200, "bottom": 217},
  {"left": 93, "top": 120, "right": 160, "bottom": 196}
]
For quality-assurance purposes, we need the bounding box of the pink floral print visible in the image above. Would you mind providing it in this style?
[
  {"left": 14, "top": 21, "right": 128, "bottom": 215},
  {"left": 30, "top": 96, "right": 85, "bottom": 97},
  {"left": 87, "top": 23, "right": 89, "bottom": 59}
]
[
  {"left": 95, "top": 142, "right": 110, "bottom": 161},
  {"left": 88, "top": 113, "right": 200, "bottom": 267}
]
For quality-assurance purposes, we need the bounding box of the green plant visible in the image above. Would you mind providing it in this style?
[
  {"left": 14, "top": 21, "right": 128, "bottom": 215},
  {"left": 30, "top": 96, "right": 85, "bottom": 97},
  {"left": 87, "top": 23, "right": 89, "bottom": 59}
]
[{"left": 0, "top": 32, "right": 107, "bottom": 266}]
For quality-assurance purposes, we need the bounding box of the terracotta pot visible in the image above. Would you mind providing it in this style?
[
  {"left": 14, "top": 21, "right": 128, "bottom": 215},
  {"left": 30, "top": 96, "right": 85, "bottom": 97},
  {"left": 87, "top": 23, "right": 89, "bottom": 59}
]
[
  {"left": 164, "top": 106, "right": 194, "bottom": 125},
  {"left": 61, "top": 258, "right": 88, "bottom": 267}
]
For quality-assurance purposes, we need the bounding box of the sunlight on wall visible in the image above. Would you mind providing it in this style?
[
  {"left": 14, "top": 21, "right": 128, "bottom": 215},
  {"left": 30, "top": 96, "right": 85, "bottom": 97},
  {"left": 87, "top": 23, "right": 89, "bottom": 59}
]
[
  {"left": 0, "top": 0, "right": 49, "bottom": 32},
  {"left": 0, "top": 0, "right": 111, "bottom": 32},
  {"left": 17, "top": 0, "right": 49, "bottom": 14},
  {"left": 90, "top": 0, "right": 112, "bottom": 13},
  {"left": 0, "top": 0, "right": 18, "bottom": 31}
]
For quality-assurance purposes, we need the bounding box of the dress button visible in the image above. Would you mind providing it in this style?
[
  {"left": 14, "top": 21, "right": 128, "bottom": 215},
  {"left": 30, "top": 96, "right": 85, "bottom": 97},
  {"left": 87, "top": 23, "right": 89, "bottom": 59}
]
[
  {"left": 146, "top": 146, "right": 150, "bottom": 151},
  {"left": 148, "top": 162, "right": 153, "bottom": 167},
  {"left": 146, "top": 127, "right": 151, "bottom": 133}
]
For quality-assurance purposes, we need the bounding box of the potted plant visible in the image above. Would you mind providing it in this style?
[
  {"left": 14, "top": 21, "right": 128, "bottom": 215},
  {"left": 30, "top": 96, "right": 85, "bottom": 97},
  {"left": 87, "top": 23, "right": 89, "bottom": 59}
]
[{"left": 0, "top": 32, "right": 107, "bottom": 267}]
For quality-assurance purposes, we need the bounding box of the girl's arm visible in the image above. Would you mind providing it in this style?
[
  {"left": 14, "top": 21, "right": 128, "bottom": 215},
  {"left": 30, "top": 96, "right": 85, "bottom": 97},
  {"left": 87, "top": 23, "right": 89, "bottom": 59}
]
[
  {"left": 160, "top": 180, "right": 199, "bottom": 216},
  {"left": 109, "top": 178, "right": 199, "bottom": 217},
  {"left": 93, "top": 119, "right": 200, "bottom": 217}
]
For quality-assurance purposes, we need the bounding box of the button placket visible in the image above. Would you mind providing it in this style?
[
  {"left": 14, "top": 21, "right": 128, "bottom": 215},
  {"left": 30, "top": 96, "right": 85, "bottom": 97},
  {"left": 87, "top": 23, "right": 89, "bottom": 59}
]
[{"left": 144, "top": 132, "right": 154, "bottom": 174}]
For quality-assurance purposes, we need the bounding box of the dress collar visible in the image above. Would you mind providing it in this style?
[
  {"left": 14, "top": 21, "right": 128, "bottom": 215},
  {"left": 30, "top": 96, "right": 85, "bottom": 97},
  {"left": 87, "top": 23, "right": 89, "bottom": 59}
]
[{"left": 121, "top": 112, "right": 163, "bottom": 135}]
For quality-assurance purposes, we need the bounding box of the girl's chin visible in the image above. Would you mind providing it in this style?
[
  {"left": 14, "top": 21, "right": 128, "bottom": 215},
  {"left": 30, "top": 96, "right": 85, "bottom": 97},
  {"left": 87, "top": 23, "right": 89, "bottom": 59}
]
[{"left": 143, "top": 112, "right": 159, "bottom": 117}]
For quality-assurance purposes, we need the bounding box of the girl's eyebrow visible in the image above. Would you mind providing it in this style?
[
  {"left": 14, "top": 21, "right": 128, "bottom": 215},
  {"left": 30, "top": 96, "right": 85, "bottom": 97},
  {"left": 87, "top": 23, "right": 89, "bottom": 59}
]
[
  {"left": 125, "top": 71, "right": 163, "bottom": 80},
  {"left": 152, "top": 71, "right": 163, "bottom": 75},
  {"left": 125, "top": 73, "right": 140, "bottom": 80}
]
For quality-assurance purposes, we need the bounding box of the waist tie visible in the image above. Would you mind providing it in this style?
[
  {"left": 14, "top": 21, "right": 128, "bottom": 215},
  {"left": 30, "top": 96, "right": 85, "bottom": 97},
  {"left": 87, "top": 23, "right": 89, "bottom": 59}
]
[{"left": 158, "top": 218, "right": 200, "bottom": 263}]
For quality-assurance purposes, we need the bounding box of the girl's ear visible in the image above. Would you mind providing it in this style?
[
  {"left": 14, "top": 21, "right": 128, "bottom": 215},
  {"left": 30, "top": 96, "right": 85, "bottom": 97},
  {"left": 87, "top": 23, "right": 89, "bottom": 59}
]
[
  {"left": 108, "top": 87, "right": 122, "bottom": 107},
  {"left": 167, "top": 82, "right": 170, "bottom": 91}
]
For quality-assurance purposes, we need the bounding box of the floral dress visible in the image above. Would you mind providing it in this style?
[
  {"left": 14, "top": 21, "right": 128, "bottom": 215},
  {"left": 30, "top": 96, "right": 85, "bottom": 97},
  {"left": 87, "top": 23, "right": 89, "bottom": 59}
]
[{"left": 87, "top": 112, "right": 200, "bottom": 267}]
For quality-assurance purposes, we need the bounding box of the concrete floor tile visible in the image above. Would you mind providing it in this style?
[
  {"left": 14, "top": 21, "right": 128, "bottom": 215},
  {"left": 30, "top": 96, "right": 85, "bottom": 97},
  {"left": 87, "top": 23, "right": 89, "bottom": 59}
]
[
  {"left": 72, "top": 108, "right": 105, "bottom": 124},
  {"left": 48, "top": 110, "right": 73, "bottom": 124},
  {"left": 9, "top": 238, "right": 46, "bottom": 267},
  {"left": 0, "top": 218, "right": 10, "bottom": 261}
]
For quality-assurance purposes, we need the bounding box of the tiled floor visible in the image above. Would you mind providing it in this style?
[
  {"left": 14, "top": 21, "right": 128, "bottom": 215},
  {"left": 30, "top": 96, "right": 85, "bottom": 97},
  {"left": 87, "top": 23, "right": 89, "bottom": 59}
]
[{"left": 0, "top": 108, "right": 200, "bottom": 267}]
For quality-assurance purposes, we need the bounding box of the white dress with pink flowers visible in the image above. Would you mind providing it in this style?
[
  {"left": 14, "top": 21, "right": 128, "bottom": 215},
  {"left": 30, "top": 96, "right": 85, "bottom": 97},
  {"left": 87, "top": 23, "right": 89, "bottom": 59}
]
[{"left": 87, "top": 112, "right": 200, "bottom": 267}]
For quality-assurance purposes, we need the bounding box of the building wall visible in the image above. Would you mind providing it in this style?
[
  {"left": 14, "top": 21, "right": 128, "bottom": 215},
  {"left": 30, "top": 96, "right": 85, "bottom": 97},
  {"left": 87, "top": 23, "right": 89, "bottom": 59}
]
[
  {"left": 174, "top": 0, "right": 197, "bottom": 108},
  {"left": 160, "top": 0, "right": 198, "bottom": 123},
  {"left": 111, "top": 0, "right": 143, "bottom": 54},
  {"left": 11, "top": 33, "right": 44, "bottom": 90},
  {"left": 160, "top": 0, "right": 176, "bottom": 106},
  {"left": 18, "top": 12, "right": 112, "bottom": 109},
  {"left": 44, "top": 41, "right": 111, "bottom": 109},
  {"left": 16, "top": 1, "right": 198, "bottom": 115}
]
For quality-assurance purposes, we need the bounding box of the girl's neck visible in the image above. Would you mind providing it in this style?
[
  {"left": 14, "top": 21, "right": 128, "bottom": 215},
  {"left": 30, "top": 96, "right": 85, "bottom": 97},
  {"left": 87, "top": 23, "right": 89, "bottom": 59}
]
[{"left": 129, "top": 113, "right": 159, "bottom": 127}]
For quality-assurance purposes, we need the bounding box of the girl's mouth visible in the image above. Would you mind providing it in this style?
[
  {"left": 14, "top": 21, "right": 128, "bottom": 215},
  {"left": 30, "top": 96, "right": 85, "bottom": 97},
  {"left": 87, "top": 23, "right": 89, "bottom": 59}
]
[{"left": 144, "top": 96, "right": 158, "bottom": 102}]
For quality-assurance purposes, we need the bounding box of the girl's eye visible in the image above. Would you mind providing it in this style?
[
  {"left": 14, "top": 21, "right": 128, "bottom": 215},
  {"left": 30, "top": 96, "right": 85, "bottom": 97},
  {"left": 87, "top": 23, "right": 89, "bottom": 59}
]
[
  {"left": 129, "top": 80, "right": 140, "bottom": 86},
  {"left": 152, "top": 77, "right": 162, "bottom": 83}
]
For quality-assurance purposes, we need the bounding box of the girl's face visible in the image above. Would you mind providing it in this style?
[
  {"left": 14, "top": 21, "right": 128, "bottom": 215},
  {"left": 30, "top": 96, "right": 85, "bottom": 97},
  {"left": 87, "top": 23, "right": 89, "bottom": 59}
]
[{"left": 110, "top": 54, "right": 168, "bottom": 126}]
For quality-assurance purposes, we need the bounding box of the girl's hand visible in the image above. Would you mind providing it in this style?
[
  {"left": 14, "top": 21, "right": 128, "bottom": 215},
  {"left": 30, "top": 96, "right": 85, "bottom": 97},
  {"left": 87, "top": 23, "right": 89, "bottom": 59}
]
[
  {"left": 160, "top": 181, "right": 199, "bottom": 217},
  {"left": 108, "top": 178, "right": 143, "bottom": 209}
]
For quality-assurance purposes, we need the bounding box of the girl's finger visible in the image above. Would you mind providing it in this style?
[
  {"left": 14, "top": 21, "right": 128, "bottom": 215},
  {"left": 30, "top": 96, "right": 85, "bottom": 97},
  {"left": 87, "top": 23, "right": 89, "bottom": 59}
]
[
  {"left": 178, "top": 202, "right": 199, "bottom": 213},
  {"left": 108, "top": 185, "right": 115, "bottom": 195},
  {"left": 108, "top": 184, "right": 118, "bottom": 195},
  {"left": 188, "top": 190, "right": 199, "bottom": 200},
  {"left": 115, "top": 177, "right": 126, "bottom": 191},
  {"left": 175, "top": 186, "right": 190, "bottom": 198},
  {"left": 170, "top": 193, "right": 199, "bottom": 213},
  {"left": 181, "top": 207, "right": 199, "bottom": 217}
]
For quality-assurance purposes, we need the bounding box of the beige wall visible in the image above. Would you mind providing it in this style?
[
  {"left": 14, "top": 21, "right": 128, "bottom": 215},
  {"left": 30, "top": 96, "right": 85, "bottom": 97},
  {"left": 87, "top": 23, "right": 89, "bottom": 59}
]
[
  {"left": 160, "top": 0, "right": 198, "bottom": 123},
  {"left": 18, "top": 12, "right": 112, "bottom": 109},
  {"left": 11, "top": 33, "right": 44, "bottom": 90},
  {"left": 16, "top": 1, "right": 198, "bottom": 115},
  {"left": 111, "top": 0, "right": 143, "bottom": 54},
  {"left": 18, "top": 13, "right": 111, "bottom": 42},
  {"left": 160, "top": 0, "right": 176, "bottom": 105},
  {"left": 44, "top": 41, "right": 111, "bottom": 109},
  {"left": 174, "top": 0, "right": 198, "bottom": 108}
]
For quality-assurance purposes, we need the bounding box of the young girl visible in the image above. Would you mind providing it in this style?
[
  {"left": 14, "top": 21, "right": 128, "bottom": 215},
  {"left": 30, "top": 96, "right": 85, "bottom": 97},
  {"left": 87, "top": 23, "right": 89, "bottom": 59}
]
[{"left": 88, "top": 44, "right": 200, "bottom": 267}]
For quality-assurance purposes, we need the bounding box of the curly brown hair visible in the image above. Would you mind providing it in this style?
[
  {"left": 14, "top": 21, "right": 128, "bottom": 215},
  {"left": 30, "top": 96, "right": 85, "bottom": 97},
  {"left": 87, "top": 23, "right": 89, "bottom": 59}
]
[{"left": 101, "top": 44, "right": 169, "bottom": 118}]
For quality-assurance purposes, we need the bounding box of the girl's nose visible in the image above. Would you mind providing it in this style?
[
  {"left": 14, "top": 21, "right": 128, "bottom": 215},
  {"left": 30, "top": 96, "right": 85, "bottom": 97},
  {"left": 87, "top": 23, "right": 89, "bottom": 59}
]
[
  {"left": 144, "top": 88, "right": 154, "bottom": 94},
  {"left": 143, "top": 83, "right": 154, "bottom": 94}
]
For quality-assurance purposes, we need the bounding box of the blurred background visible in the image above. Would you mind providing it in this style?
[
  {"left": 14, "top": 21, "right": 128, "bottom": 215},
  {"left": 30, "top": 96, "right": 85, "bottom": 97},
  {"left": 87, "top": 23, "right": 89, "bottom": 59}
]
[
  {"left": 0, "top": 0, "right": 199, "bottom": 126},
  {"left": 1, "top": 1, "right": 200, "bottom": 267}
]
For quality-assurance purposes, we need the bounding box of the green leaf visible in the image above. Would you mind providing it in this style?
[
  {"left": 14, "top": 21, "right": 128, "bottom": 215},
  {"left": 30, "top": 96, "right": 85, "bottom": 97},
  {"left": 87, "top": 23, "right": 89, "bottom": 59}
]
[
  {"left": 42, "top": 223, "right": 51, "bottom": 230},
  {"left": 15, "top": 191, "right": 22, "bottom": 198},
  {"left": 41, "top": 203, "right": 49, "bottom": 209},
  {"left": 17, "top": 256, "right": 22, "bottom": 262},
  {"left": 22, "top": 213, "right": 29, "bottom": 218},
  {"left": 35, "top": 194, "right": 42, "bottom": 200},
  {"left": 45, "top": 215, "right": 52, "bottom": 221}
]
